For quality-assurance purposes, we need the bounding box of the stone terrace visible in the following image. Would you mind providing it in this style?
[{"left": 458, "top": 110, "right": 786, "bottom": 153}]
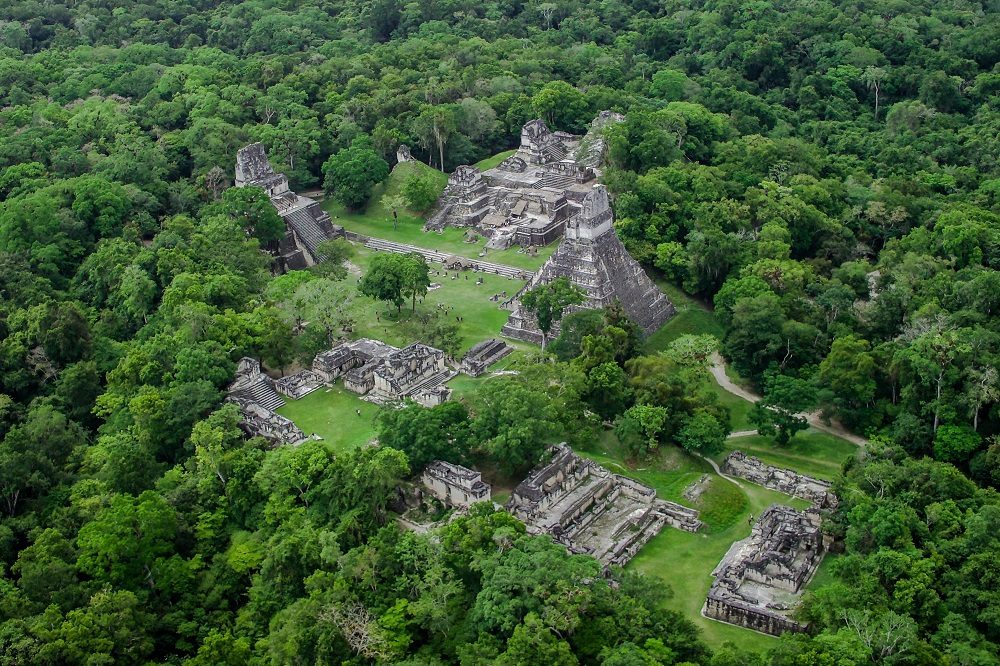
[
  {"left": 704, "top": 505, "right": 827, "bottom": 636},
  {"left": 508, "top": 444, "right": 702, "bottom": 568},
  {"left": 722, "top": 451, "right": 839, "bottom": 510}
]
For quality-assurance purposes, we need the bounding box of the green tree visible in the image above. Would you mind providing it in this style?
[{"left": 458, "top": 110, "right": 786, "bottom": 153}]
[
  {"left": 401, "top": 253, "right": 430, "bottom": 312},
  {"left": 532, "top": 81, "right": 589, "bottom": 132},
  {"left": 520, "top": 277, "right": 585, "bottom": 349},
  {"left": 677, "top": 411, "right": 728, "bottom": 455},
  {"left": 749, "top": 374, "right": 818, "bottom": 446},
  {"left": 359, "top": 253, "right": 407, "bottom": 313},
  {"left": 615, "top": 404, "right": 668, "bottom": 457},
  {"left": 322, "top": 139, "right": 390, "bottom": 210},
  {"left": 472, "top": 379, "right": 559, "bottom": 475},
  {"left": 210, "top": 185, "right": 285, "bottom": 245},
  {"left": 376, "top": 401, "right": 471, "bottom": 471},
  {"left": 933, "top": 425, "right": 981, "bottom": 464},
  {"left": 401, "top": 173, "right": 441, "bottom": 212}
]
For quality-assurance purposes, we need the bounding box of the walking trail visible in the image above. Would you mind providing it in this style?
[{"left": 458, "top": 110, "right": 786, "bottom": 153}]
[{"left": 709, "top": 352, "right": 869, "bottom": 449}]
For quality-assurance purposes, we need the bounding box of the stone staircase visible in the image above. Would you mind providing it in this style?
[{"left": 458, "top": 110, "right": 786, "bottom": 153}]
[
  {"left": 424, "top": 203, "right": 453, "bottom": 231},
  {"left": 404, "top": 369, "right": 455, "bottom": 396},
  {"left": 237, "top": 377, "right": 284, "bottom": 412},
  {"left": 284, "top": 206, "right": 330, "bottom": 258},
  {"left": 536, "top": 173, "right": 577, "bottom": 190},
  {"left": 542, "top": 142, "right": 569, "bottom": 162}
]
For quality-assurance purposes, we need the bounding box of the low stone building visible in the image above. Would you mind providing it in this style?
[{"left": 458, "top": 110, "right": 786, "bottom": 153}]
[
  {"left": 312, "top": 338, "right": 397, "bottom": 383},
  {"left": 314, "top": 339, "right": 454, "bottom": 406},
  {"left": 508, "top": 444, "right": 702, "bottom": 568},
  {"left": 421, "top": 461, "right": 491, "bottom": 508},
  {"left": 367, "top": 343, "right": 453, "bottom": 405},
  {"left": 501, "top": 185, "right": 675, "bottom": 343},
  {"left": 704, "top": 505, "right": 827, "bottom": 636},
  {"left": 235, "top": 143, "right": 344, "bottom": 269},
  {"left": 460, "top": 338, "right": 513, "bottom": 377},
  {"left": 226, "top": 395, "right": 307, "bottom": 447},
  {"left": 722, "top": 451, "right": 839, "bottom": 510},
  {"left": 225, "top": 358, "right": 306, "bottom": 446},
  {"left": 274, "top": 370, "right": 324, "bottom": 400}
]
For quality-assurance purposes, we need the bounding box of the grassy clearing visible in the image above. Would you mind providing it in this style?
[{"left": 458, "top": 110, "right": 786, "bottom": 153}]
[
  {"left": 346, "top": 245, "right": 528, "bottom": 355},
  {"left": 644, "top": 278, "right": 725, "bottom": 353},
  {"left": 705, "top": 379, "right": 755, "bottom": 432},
  {"left": 717, "top": 430, "right": 858, "bottom": 480},
  {"left": 474, "top": 149, "right": 516, "bottom": 170},
  {"left": 628, "top": 478, "right": 809, "bottom": 653},
  {"left": 275, "top": 385, "right": 381, "bottom": 452},
  {"left": 323, "top": 159, "right": 554, "bottom": 271},
  {"left": 577, "top": 429, "right": 810, "bottom": 652}
]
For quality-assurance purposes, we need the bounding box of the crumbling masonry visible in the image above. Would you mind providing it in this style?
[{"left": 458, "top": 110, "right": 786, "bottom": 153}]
[
  {"left": 235, "top": 143, "right": 344, "bottom": 270},
  {"left": 722, "top": 451, "right": 839, "bottom": 510},
  {"left": 704, "top": 505, "right": 828, "bottom": 636},
  {"left": 225, "top": 358, "right": 307, "bottom": 447},
  {"left": 501, "top": 185, "right": 675, "bottom": 343},
  {"left": 507, "top": 444, "right": 702, "bottom": 568},
  {"left": 459, "top": 338, "right": 513, "bottom": 377},
  {"left": 421, "top": 461, "right": 491, "bottom": 508},
  {"left": 314, "top": 338, "right": 454, "bottom": 407},
  {"left": 426, "top": 113, "right": 623, "bottom": 249}
]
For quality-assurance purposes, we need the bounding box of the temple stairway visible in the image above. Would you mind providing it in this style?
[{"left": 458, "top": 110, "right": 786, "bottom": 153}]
[
  {"left": 283, "top": 205, "right": 331, "bottom": 258},
  {"left": 238, "top": 378, "right": 284, "bottom": 412},
  {"left": 536, "top": 173, "right": 576, "bottom": 190}
]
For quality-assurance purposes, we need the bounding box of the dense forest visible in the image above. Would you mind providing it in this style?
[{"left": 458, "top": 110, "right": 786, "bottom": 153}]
[{"left": 0, "top": 0, "right": 999, "bottom": 663}]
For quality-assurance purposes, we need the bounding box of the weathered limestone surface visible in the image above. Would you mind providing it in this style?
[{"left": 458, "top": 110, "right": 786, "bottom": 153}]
[
  {"left": 704, "top": 505, "right": 827, "bottom": 636},
  {"left": 460, "top": 338, "right": 513, "bottom": 377},
  {"left": 225, "top": 358, "right": 306, "bottom": 446},
  {"left": 421, "top": 461, "right": 491, "bottom": 508},
  {"left": 274, "top": 370, "right": 324, "bottom": 399},
  {"left": 722, "top": 451, "right": 839, "bottom": 510},
  {"left": 314, "top": 339, "right": 454, "bottom": 406},
  {"left": 425, "top": 113, "right": 623, "bottom": 249},
  {"left": 508, "top": 444, "right": 702, "bottom": 568},
  {"left": 501, "top": 185, "right": 675, "bottom": 342},
  {"left": 235, "top": 143, "right": 344, "bottom": 269}
]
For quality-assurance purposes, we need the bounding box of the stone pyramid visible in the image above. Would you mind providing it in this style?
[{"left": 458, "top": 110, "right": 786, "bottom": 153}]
[{"left": 501, "top": 185, "right": 675, "bottom": 344}]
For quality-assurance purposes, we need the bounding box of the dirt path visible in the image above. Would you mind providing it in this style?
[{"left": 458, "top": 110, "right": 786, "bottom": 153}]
[
  {"left": 693, "top": 452, "right": 743, "bottom": 488},
  {"left": 709, "top": 353, "right": 869, "bottom": 448}
]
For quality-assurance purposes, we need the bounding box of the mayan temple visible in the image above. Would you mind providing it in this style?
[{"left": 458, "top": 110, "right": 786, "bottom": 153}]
[
  {"left": 235, "top": 143, "right": 344, "bottom": 270},
  {"left": 501, "top": 184, "right": 675, "bottom": 344}
]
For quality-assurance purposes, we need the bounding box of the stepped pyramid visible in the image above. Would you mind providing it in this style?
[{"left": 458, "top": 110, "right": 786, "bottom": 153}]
[
  {"left": 234, "top": 143, "right": 344, "bottom": 269},
  {"left": 501, "top": 185, "right": 675, "bottom": 344}
]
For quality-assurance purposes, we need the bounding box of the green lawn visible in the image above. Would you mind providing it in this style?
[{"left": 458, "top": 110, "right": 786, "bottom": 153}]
[
  {"left": 644, "top": 278, "right": 725, "bottom": 353},
  {"left": 275, "top": 385, "right": 381, "bottom": 452},
  {"left": 474, "top": 149, "right": 516, "bottom": 170},
  {"left": 323, "top": 159, "right": 554, "bottom": 272},
  {"left": 577, "top": 430, "right": 810, "bottom": 653},
  {"left": 346, "top": 245, "right": 530, "bottom": 355},
  {"left": 629, "top": 478, "right": 810, "bottom": 653},
  {"left": 705, "top": 379, "right": 755, "bottom": 432},
  {"left": 717, "top": 429, "right": 858, "bottom": 481}
]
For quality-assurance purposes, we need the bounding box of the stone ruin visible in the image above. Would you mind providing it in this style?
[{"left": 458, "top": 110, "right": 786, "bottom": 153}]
[
  {"left": 507, "top": 444, "right": 702, "bottom": 568},
  {"left": 225, "top": 358, "right": 307, "bottom": 446},
  {"left": 501, "top": 185, "right": 676, "bottom": 343},
  {"left": 235, "top": 143, "right": 344, "bottom": 270},
  {"left": 421, "top": 461, "right": 491, "bottom": 508},
  {"left": 460, "top": 338, "right": 513, "bottom": 377},
  {"left": 396, "top": 144, "right": 414, "bottom": 163},
  {"left": 274, "top": 370, "right": 324, "bottom": 400},
  {"left": 313, "top": 338, "right": 454, "bottom": 407},
  {"left": 425, "top": 113, "right": 624, "bottom": 250},
  {"left": 722, "top": 451, "right": 839, "bottom": 510},
  {"left": 704, "top": 505, "right": 828, "bottom": 636}
]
